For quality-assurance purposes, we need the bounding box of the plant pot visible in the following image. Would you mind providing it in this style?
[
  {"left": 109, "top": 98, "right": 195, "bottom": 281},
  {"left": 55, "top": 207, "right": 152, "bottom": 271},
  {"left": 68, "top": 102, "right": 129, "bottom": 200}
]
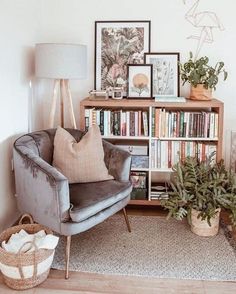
[
  {"left": 190, "top": 208, "right": 221, "bottom": 237},
  {"left": 190, "top": 84, "right": 212, "bottom": 101}
]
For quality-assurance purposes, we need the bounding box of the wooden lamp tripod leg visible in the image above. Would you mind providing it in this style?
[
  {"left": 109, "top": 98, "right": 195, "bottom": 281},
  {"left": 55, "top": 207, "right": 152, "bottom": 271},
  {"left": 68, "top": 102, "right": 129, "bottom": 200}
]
[
  {"left": 64, "top": 79, "right": 77, "bottom": 129},
  {"left": 49, "top": 79, "right": 60, "bottom": 128}
]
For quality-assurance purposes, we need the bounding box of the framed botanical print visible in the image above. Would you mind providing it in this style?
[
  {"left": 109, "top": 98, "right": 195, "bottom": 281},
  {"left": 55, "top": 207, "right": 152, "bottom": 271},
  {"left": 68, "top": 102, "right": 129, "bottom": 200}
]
[
  {"left": 127, "top": 64, "right": 153, "bottom": 99},
  {"left": 95, "top": 20, "right": 151, "bottom": 96},
  {"left": 144, "top": 52, "right": 180, "bottom": 97}
]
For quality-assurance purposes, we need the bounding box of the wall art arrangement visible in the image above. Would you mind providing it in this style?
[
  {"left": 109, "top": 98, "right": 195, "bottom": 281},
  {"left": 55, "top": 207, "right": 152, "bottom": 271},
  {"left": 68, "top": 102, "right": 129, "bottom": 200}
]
[
  {"left": 95, "top": 21, "right": 151, "bottom": 97},
  {"left": 94, "top": 20, "right": 179, "bottom": 100}
]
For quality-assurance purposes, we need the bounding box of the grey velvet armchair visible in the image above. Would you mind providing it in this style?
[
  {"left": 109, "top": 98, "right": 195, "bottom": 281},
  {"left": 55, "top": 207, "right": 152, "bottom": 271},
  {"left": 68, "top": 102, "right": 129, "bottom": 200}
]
[{"left": 13, "top": 128, "right": 132, "bottom": 279}]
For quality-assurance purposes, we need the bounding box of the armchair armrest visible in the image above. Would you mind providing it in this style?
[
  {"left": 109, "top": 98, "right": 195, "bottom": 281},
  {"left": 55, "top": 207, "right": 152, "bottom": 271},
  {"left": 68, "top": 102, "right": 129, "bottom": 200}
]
[
  {"left": 13, "top": 144, "right": 70, "bottom": 234},
  {"left": 103, "top": 140, "right": 131, "bottom": 182}
]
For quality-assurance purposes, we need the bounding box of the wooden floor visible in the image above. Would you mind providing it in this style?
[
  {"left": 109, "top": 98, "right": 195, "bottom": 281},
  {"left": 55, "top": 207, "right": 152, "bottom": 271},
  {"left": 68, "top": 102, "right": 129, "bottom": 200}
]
[{"left": 0, "top": 207, "right": 235, "bottom": 294}]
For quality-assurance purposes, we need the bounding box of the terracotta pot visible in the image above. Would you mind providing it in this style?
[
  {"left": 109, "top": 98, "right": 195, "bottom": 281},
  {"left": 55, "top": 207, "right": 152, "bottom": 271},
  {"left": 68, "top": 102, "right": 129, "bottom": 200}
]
[
  {"left": 190, "top": 84, "right": 212, "bottom": 101},
  {"left": 190, "top": 208, "right": 221, "bottom": 237}
]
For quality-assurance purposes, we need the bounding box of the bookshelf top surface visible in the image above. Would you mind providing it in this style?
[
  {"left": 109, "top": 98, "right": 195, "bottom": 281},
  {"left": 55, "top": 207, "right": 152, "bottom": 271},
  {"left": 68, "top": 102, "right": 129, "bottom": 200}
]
[{"left": 81, "top": 97, "right": 223, "bottom": 108}]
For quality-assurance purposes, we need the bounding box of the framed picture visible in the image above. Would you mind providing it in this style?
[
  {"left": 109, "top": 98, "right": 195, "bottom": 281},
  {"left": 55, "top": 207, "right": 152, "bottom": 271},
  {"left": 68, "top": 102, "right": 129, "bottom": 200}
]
[
  {"left": 95, "top": 20, "right": 151, "bottom": 96},
  {"left": 144, "top": 52, "right": 180, "bottom": 97},
  {"left": 127, "top": 64, "right": 153, "bottom": 98}
]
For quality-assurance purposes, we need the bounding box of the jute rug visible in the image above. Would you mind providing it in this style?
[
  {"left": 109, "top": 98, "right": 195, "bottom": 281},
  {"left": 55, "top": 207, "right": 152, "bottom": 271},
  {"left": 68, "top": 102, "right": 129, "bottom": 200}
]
[{"left": 52, "top": 215, "right": 236, "bottom": 281}]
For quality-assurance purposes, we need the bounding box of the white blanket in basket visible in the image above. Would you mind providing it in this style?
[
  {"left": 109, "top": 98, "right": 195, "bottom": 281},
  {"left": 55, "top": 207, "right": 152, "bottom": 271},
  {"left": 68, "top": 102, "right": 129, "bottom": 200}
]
[{"left": 2, "top": 229, "right": 59, "bottom": 253}]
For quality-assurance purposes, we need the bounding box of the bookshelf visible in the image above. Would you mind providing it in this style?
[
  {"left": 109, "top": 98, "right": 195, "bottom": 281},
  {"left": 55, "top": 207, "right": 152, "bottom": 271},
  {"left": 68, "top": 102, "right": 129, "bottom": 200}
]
[{"left": 80, "top": 97, "right": 224, "bottom": 206}]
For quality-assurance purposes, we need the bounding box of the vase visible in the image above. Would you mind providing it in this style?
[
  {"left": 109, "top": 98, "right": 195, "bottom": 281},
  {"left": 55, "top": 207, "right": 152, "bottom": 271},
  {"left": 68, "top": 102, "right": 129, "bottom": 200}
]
[
  {"left": 190, "top": 84, "right": 212, "bottom": 101},
  {"left": 190, "top": 208, "right": 221, "bottom": 237}
]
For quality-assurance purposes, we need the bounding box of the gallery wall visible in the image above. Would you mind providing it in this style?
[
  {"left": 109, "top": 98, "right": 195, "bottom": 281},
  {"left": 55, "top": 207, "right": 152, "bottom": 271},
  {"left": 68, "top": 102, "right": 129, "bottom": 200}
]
[{"left": 0, "top": 0, "right": 236, "bottom": 230}]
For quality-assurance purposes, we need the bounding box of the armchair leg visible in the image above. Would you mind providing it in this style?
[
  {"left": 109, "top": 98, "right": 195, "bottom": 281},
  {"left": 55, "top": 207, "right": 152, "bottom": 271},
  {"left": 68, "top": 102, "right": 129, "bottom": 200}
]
[
  {"left": 65, "top": 235, "right": 71, "bottom": 279},
  {"left": 122, "top": 208, "right": 131, "bottom": 232}
]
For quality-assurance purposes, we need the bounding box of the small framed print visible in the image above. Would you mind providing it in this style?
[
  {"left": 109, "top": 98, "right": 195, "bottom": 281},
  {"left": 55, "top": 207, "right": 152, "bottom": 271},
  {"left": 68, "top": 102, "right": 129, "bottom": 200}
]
[
  {"left": 127, "top": 64, "right": 153, "bottom": 99},
  {"left": 95, "top": 20, "right": 151, "bottom": 96},
  {"left": 144, "top": 52, "right": 180, "bottom": 97}
]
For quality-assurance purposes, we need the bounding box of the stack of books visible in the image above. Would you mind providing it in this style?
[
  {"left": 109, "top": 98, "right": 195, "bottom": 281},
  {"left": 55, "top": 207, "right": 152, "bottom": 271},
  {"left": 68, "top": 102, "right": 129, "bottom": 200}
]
[{"left": 151, "top": 182, "right": 170, "bottom": 200}]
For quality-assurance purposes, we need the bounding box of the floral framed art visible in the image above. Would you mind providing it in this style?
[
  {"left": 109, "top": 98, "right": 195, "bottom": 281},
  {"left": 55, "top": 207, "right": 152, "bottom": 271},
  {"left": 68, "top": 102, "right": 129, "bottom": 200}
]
[
  {"left": 144, "top": 52, "right": 180, "bottom": 97},
  {"left": 127, "top": 64, "right": 153, "bottom": 99},
  {"left": 95, "top": 20, "right": 151, "bottom": 96}
]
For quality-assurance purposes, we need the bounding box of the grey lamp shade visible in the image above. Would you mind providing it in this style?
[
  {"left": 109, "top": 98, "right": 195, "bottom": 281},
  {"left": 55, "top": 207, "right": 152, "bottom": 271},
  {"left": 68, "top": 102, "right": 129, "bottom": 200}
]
[{"left": 35, "top": 43, "right": 87, "bottom": 79}]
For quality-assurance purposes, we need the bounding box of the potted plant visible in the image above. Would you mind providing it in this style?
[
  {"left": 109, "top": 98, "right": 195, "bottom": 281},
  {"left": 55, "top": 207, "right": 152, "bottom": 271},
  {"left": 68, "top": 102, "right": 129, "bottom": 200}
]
[
  {"left": 161, "top": 155, "right": 236, "bottom": 236},
  {"left": 179, "top": 52, "right": 228, "bottom": 100}
]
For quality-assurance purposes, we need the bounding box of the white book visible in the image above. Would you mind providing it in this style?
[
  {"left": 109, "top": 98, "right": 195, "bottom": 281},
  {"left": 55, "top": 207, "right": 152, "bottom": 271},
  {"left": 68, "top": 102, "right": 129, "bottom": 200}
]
[{"left": 214, "top": 113, "right": 219, "bottom": 138}]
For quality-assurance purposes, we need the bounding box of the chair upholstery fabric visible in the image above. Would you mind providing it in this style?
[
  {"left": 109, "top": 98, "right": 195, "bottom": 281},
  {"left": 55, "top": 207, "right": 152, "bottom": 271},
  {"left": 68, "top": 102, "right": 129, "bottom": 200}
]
[
  {"left": 13, "top": 129, "right": 132, "bottom": 236},
  {"left": 69, "top": 180, "right": 132, "bottom": 222}
]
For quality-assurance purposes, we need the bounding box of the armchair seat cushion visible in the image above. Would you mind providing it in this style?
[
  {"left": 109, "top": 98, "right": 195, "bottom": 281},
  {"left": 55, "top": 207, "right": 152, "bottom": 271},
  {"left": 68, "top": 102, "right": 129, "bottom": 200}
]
[{"left": 69, "top": 180, "right": 132, "bottom": 223}]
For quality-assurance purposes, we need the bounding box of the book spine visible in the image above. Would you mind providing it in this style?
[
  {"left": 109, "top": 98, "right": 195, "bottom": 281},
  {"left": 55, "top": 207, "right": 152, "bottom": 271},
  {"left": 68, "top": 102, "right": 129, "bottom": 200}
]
[
  {"left": 130, "top": 111, "right": 135, "bottom": 136},
  {"left": 100, "top": 110, "right": 104, "bottom": 135}
]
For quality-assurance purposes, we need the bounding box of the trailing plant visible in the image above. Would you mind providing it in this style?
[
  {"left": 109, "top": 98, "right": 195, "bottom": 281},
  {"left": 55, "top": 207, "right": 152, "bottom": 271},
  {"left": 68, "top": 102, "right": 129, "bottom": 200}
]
[
  {"left": 161, "top": 155, "right": 236, "bottom": 226},
  {"left": 179, "top": 52, "right": 228, "bottom": 90}
]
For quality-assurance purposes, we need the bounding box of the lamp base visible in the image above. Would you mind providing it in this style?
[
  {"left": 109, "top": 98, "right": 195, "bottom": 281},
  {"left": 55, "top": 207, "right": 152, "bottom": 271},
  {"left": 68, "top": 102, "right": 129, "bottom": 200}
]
[{"left": 49, "top": 79, "right": 77, "bottom": 129}]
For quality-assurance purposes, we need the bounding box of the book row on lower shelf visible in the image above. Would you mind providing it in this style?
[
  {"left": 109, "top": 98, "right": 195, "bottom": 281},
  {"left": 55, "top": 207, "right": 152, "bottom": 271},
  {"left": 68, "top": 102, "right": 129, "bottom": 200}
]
[
  {"left": 151, "top": 109, "right": 219, "bottom": 139},
  {"left": 150, "top": 140, "right": 217, "bottom": 169}
]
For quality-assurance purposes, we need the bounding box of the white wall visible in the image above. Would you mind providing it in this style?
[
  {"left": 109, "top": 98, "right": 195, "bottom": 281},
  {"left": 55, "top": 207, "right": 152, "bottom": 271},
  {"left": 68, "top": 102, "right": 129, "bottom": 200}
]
[
  {"left": 0, "top": 0, "right": 41, "bottom": 231},
  {"left": 0, "top": 0, "right": 236, "bottom": 230}
]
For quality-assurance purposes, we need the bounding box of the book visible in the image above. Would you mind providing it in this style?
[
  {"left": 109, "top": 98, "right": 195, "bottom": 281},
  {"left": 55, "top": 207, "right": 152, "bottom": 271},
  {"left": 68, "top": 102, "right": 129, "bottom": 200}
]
[{"left": 155, "top": 96, "right": 186, "bottom": 102}]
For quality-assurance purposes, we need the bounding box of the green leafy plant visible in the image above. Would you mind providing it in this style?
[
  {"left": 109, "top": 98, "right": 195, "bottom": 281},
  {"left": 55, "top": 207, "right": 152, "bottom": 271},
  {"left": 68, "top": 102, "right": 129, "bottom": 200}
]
[
  {"left": 179, "top": 52, "right": 228, "bottom": 90},
  {"left": 161, "top": 155, "right": 236, "bottom": 226}
]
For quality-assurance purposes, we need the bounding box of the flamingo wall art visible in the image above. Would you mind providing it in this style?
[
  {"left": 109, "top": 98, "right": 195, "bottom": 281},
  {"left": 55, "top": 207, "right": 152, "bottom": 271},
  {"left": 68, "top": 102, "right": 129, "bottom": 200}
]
[{"left": 183, "top": 0, "right": 224, "bottom": 58}]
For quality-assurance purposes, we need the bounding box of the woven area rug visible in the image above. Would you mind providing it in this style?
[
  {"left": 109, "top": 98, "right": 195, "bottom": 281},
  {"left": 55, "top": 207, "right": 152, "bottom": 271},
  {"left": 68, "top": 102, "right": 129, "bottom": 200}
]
[{"left": 52, "top": 215, "right": 236, "bottom": 281}]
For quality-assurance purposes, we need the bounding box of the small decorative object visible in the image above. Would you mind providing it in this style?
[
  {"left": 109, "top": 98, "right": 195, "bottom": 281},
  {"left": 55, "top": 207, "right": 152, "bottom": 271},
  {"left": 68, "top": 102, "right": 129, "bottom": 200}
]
[
  {"left": 179, "top": 52, "right": 228, "bottom": 100},
  {"left": 89, "top": 89, "right": 108, "bottom": 100},
  {"left": 112, "top": 87, "right": 123, "bottom": 100},
  {"left": 95, "top": 20, "right": 151, "bottom": 96},
  {"left": 161, "top": 155, "right": 236, "bottom": 237},
  {"left": 144, "top": 52, "right": 180, "bottom": 98},
  {"left": 127, "top": 64, "right": 153, "bottom": 99}
]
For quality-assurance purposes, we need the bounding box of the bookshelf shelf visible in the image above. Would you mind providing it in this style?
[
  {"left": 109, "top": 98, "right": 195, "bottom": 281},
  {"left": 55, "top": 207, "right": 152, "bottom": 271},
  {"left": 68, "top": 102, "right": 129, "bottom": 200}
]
[
  {"left": 152, "top": 137, "right": 218, "bottom": 141},
  {"left": 80, "top": 97, "right": 224, "bottom": 206},
  {"left": 131, "top": 168, "right": 149, "bottom": 172},
  {"left": 102, "top": 135, "right": 149, "bottom": 140}
]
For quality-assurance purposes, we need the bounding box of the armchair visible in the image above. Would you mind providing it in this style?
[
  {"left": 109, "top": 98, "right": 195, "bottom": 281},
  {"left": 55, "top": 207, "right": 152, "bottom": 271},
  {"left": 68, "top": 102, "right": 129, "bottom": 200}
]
[{"left": 13, "top": 128, "right": 132, "bottom": 279}]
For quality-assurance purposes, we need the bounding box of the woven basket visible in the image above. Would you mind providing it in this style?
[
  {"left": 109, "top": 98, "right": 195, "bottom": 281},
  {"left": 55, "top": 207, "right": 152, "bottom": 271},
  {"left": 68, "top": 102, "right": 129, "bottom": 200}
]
[
  {"left": 0, "top": 214, "right": 55, "bottom": 290},
  {"left": 191, "top": 208, "right": 221, "bottom": 237}
]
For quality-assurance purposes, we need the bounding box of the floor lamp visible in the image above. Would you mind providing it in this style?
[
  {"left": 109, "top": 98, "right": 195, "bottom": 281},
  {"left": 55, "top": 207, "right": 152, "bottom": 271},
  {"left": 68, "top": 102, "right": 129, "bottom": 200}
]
[{"left": 35, "top": 43, "right": 87, "bottom": 129}]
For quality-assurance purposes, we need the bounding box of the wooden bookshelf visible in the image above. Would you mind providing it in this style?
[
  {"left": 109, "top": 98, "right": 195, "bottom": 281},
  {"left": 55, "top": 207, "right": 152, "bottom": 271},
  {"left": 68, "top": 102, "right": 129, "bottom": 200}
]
[{"left": 80, "top": 97, "right": 224, "bottom": 206}]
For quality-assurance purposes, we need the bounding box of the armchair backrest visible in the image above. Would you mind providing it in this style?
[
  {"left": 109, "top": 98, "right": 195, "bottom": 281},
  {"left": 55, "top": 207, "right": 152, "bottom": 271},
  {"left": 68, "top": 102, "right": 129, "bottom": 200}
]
[{"left": 14, "top": 128, "right": 84, "bottom": 164}]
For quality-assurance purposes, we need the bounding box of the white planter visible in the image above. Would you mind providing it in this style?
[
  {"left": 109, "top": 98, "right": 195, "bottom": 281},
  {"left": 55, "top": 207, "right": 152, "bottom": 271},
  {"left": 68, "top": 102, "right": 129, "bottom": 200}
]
[{"left": 190, "top": 208, "right": 221, "bottom": 237}]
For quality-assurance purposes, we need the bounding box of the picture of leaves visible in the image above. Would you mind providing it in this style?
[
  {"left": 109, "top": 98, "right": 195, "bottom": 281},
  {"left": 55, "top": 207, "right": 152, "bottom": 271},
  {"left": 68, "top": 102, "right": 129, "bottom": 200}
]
[
  {"left": 145, "top": 53, "right": 179, "bottom": 97},
  {"left": 95, "top": 21, "right": 150, "bottom": 95}
]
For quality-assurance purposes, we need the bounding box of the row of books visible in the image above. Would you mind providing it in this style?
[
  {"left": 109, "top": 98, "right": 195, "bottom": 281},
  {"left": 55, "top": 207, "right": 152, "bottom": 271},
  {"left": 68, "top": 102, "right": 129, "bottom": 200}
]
[
  {"left": 151, "top": 109, "right": 218, "bottom": 138},
  {"left": 85, "top": 108, "right": 149, "bottom": 136},
  {"left": 151, "top": 140, "right": 217, "bottom": 169}
]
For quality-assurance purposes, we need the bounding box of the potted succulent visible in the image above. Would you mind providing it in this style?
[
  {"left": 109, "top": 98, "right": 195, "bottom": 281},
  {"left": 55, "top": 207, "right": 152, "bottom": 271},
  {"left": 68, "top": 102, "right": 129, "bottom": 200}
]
[
  {"left": 161, "top": 155, "right": 236, "bottom": 236},
  {"left": 179, "top": 52, "right": 228, "bottom": 100}
]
